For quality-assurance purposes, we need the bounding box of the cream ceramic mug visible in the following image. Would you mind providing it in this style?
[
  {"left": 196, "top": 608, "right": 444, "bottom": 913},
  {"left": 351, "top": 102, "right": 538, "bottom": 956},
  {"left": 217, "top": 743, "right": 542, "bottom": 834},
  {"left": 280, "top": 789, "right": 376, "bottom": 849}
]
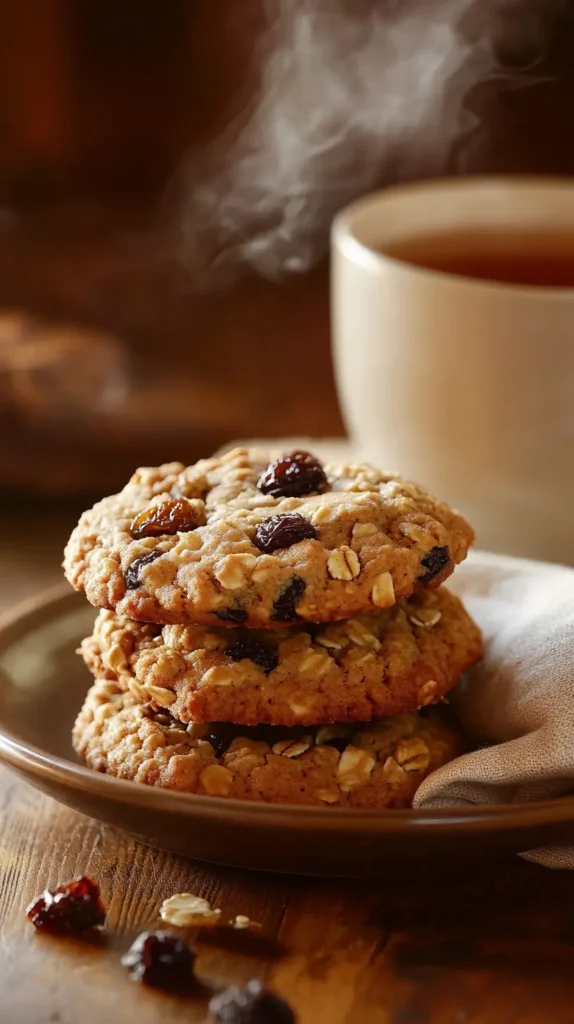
[{"left": 331, "top": 177, "right": 574, "bottom": 564}]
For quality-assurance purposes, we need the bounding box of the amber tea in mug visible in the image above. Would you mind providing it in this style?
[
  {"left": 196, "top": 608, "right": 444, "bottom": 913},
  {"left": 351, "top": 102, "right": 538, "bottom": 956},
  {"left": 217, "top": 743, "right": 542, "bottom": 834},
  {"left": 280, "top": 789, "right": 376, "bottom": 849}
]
[
  {"left": 332, "top": 178, "right": 574, "bottom": 564},
  {"left": 381, "top": 229, "right": 574, "bottom": 288}
]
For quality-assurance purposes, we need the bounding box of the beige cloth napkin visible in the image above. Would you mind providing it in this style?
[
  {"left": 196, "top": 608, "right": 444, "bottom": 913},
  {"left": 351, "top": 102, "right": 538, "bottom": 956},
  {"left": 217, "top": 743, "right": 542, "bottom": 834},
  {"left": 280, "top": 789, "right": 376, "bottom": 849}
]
[{"left": 414, "top": 550, "right": 574, "bottom": 869}]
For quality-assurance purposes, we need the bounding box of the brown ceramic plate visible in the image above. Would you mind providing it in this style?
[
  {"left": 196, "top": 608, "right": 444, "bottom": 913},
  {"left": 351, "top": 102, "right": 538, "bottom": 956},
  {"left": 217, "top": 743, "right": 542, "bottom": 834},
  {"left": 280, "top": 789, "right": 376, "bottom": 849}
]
[{"left": 1, "top": 587, "right": 574, "bottom": 876}]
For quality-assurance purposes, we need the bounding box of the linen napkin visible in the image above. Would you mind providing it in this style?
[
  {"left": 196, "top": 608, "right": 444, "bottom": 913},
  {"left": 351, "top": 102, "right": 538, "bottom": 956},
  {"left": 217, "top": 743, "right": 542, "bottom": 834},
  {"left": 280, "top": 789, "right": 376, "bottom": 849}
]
[{"left": 414, "top": 549, "right": 574, "bottom": 869}]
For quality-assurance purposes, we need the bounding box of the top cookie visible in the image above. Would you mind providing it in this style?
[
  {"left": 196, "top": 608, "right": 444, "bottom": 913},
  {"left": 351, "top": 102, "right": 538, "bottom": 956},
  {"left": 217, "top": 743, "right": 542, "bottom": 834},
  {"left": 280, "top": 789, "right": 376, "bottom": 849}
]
[{"left": 64, "top": 447, "right": 474, "bottom": 628}]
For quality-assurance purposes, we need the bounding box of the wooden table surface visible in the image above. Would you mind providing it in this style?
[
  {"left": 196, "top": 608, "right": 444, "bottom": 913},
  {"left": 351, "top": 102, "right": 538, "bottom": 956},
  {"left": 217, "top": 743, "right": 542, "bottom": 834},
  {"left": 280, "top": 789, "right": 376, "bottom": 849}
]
[{"left": 2, "top": 501, "right": 574, "bottom": 1024}]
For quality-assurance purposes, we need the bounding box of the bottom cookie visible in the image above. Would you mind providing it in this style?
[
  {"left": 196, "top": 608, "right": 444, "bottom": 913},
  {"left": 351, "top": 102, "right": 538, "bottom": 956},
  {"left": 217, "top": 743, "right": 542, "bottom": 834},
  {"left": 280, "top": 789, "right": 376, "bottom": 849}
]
[{"left": 73, "top": 679, "right": 466, "bottom": 808}]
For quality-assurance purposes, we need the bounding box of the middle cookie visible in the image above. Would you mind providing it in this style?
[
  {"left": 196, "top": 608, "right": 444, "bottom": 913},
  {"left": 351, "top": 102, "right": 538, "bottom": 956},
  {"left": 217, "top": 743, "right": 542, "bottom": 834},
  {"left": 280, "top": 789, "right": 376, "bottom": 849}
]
[{"left": 81, "top": 587, "right": 482, "bottom": 727}]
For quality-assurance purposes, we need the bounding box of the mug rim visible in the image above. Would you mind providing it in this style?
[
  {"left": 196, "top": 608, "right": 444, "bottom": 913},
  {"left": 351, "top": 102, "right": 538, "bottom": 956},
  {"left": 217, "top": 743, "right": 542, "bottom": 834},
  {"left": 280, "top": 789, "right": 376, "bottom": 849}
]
[{"left": 331, "top": 175, "right": 574, "bottom": 299}]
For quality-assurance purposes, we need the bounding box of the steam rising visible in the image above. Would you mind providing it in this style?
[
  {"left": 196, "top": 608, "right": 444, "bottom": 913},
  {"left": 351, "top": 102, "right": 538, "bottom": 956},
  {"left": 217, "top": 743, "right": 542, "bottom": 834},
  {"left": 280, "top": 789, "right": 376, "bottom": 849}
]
[{"left": 180, "top": 0, "right": 556, "bottom": 284}]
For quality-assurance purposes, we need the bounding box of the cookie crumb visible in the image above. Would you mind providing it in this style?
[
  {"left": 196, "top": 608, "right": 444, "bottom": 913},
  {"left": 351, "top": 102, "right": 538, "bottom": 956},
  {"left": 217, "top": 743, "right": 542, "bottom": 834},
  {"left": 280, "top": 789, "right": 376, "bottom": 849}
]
[
  {"left": 160, "top": 893, "right": 222, "bottom": 928},
  {"left": 230, "top": 914, "right": 262, "bottom": 931}
]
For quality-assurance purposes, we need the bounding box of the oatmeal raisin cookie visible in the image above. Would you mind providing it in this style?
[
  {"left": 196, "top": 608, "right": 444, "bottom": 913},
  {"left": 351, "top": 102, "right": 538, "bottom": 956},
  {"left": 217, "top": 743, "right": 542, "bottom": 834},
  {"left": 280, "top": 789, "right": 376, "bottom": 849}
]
[{"left": 64, "top": 448, "right": 474, "bottom": 628}]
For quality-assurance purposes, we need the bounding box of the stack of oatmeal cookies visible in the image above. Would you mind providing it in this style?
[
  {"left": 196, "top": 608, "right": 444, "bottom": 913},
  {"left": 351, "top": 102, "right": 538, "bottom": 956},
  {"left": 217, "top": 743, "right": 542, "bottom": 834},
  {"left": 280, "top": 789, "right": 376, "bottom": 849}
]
[{"left": 65, "top": 448, "right": 482, "bottom": 809}]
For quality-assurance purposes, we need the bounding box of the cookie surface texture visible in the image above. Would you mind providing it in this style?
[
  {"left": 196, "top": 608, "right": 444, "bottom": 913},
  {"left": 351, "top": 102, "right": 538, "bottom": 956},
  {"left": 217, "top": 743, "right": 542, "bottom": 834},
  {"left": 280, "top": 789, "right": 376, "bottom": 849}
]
[
  {"left": 81, "top": 587, "right": 482, "bottom": 726},
  {"left": 72, "top": 680, "right": 466, "bottom": 808},
  {"left": 64, "top": 448, "right": 474, "bottom": 628}
]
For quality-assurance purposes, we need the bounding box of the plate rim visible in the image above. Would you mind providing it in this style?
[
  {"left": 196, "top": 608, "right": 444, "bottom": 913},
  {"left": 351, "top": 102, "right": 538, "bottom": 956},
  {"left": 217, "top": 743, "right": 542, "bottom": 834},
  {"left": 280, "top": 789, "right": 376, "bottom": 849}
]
[{"left": 1, "top": 584, "right": 574, "bottom": 836}]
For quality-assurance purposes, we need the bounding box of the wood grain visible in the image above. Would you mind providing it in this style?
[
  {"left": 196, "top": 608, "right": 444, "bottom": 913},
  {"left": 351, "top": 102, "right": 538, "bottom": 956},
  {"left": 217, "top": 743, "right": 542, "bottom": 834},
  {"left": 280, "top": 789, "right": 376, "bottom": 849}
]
[
  {"left": 3, "top": 779, "right": 574, "bottom": 1024},
  {"left": 3, "top": 508, "right": 574, "bottom": 1023}
]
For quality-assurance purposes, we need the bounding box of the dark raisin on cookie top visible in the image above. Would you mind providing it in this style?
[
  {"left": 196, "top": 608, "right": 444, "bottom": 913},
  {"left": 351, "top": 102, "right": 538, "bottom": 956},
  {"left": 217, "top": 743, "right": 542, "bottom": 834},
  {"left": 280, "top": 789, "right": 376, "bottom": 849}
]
[
  {"left": 254, "top": 513, "right": 318, "bottom": 553},
  {"left": 258, "top": 449, "right": 328, "bottom": 498},
  {"left": 125, "top": 550, "right": 163, "bottom": 589}
]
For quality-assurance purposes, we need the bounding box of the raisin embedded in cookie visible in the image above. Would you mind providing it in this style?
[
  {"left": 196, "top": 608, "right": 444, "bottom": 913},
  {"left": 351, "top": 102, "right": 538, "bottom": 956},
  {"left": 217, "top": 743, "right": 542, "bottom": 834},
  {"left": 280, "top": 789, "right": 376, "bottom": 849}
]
[
  {"left": 80, "top": 588, "right": 482, "bottom": 727},
  {"left": 63, "top": 447, "right": 475, "bottom": 628},
  {"left": 72, "top": 680, "right": 466, "bottom": 808}
]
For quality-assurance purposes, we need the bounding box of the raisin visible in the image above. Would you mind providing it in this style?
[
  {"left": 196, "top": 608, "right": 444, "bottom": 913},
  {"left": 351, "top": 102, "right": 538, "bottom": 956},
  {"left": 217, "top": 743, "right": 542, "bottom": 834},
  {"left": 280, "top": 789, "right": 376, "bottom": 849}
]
[
  {"left": 26, "top": 876, "right": 105, "bottom": 935},
  {"left": 225, "top": 638, "right": 279, "bottom": 675},
  {"left": 209, "top": 980, "right": 295, "bottom": 1024},
  {"left": 418, "top": 545, "right": 451, "bottom": 583},
  {"left": 254, "top": 513, "right": 317, "bottom": 554},
  {"left": 125, "top": 550, "right": 162, "bottom": 589},
  {"left": 205, "top": 727, "right": 235, "bottom": 758},
  {"left": 258, "top": 450, "right": 328, "bottom": 499},
  {"left": 271, "top": 576, "right": 306, "bottom": 622},
  {"left": 130, "top": 498, "right": 203, "bottom": 539},
  {"left": 121, "top": 930, "right": 194, "bottom": 988},
  {"left": 215, "top": 608, "right": 248, "bottom": 624}
]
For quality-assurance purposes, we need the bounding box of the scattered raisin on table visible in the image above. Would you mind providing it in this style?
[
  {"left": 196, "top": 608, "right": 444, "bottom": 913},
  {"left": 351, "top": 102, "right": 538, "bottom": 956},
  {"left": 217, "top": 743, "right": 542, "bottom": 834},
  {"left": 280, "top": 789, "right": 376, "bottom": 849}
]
[
  {"left": 271, "top": 577, "right": 306, "bottom": 622},
  {"left": 258, "top": 450, "right": 328, "bottom": 499},
  {"left": 224, "top": 638, "right": 279, "bottom": 675},
  {"left": 418, "top": 545, "right": 451, "bottom": 583},
  {"left": 125, "top": 550, "right": 162, "bottom": 589},
  {"left": 121, "top": 930, "right": 195, "bottom": 988},
  {"left": 215, "top": 608, "right": 248, "bottom": 625},
  {"left": 26, "top": 876, "right": 105, "bottom": 936},
  {"left": 209, "top": 979, "right": 295, "bottom": 1024},
  {"left": 130, "top": 498, "right": 204, "bottom": 539},
  {"left": 254, "top": 513, "right": 317, "bottom": 554}
]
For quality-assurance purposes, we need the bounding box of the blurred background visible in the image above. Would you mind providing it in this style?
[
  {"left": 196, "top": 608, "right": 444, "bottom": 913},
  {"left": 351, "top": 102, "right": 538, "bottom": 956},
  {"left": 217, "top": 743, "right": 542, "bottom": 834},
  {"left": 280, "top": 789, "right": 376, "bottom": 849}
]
[{"left": 1, "top": 0, "right": 573, "bottom": 507}]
